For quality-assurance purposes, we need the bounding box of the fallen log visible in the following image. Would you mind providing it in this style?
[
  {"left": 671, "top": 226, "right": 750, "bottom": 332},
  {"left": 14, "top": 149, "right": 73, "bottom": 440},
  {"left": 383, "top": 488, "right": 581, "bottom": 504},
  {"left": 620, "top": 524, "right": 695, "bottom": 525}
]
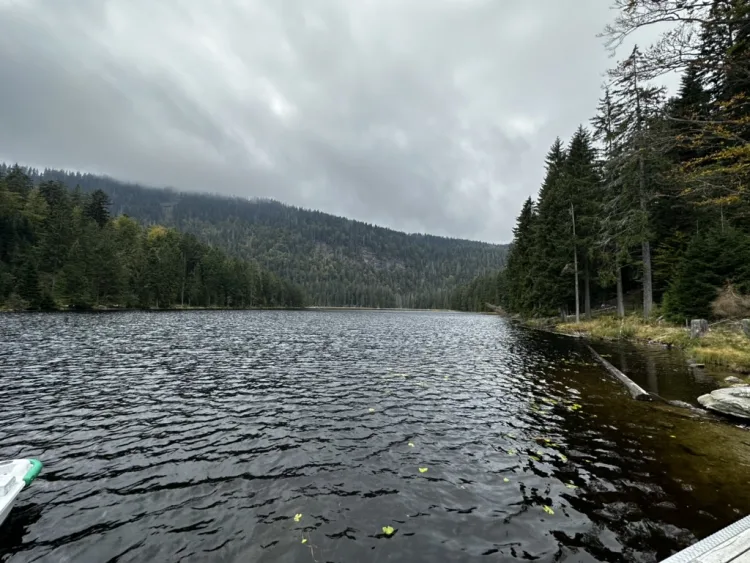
[{"left": 586, "top": 344, "right": 652, "bottom": 401}]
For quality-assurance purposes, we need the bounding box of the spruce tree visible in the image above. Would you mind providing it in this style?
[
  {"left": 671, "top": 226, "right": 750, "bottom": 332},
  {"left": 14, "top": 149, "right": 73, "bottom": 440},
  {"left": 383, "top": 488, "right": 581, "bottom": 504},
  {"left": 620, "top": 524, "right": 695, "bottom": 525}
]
[
  {"left": 561, "top": 126, "right": 600, "bottom": 318},
  {"left": 529, "top": 139, "right": 571, "bottom": 315},
  {"left": 592, "top": 87, "right": 629, "bottom": 317},
  {"left": 503, "top": 198, "right": 537, "bottom": 315},
  {"left": 85, "top": 189, "right": 112, "bottom": 228},
  {"left": 664, "top": 229, "right": 750, "bottom": 322},
  {"left": 607, "top": 45, "right": 665, "bottom": 317},
  {"left": 4, "top": 165, "right": 33, "bottom": 198}
]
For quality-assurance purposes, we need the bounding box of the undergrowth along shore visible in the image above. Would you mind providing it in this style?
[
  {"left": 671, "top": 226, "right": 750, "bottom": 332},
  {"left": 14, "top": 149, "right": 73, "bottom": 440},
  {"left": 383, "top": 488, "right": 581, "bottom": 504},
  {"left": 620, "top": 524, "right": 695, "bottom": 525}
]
[{"left": 523, "top": 315, "right": 750, "bottom": 374}]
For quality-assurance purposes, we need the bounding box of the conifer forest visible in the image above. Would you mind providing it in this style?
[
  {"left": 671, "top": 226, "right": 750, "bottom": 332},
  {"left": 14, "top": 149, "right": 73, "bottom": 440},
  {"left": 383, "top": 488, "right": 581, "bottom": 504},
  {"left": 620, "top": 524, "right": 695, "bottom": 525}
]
[{"left": 454, "top": 0, "right": 750, "bottom": 323}]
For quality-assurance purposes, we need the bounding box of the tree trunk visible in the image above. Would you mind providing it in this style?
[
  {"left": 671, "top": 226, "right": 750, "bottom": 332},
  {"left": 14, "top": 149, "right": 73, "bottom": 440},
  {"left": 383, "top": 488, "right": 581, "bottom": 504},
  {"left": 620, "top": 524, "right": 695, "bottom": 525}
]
[
  {"left": 638, "top": 149, "right": 652, "bottom": 318},
  {"left": 616, "top": 266, "right": 625, "bottom": 318},
  {"left": 584, "top": 262, "right": 591, "bottom": 319},
  {"left": 642, "top": 239, "right": 653, "bottom": 318},
  {"left": 633, "top": 49, "right": 652, "bottom": 319},
  {"left": 639, "top": 154, "right": 652, "bottom": 318},
  {"left": 571, "top": 203, "right": 580, "bottom": 323}
]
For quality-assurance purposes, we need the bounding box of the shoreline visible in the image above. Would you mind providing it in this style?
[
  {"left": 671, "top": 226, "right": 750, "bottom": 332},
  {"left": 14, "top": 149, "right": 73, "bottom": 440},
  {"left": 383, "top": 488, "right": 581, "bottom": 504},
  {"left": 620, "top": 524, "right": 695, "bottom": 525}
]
[
  {"left": 0, "top": 305, "right": 307, "bottom": 313},
  {"left": 305, "top": 306, "right": 455, "bottom": 312},
  {"left": 0, "top": 305, "right": 460, "bottom": 314},
  {"left": 517, "top": 314, "right": 750, "bottom": 374}
]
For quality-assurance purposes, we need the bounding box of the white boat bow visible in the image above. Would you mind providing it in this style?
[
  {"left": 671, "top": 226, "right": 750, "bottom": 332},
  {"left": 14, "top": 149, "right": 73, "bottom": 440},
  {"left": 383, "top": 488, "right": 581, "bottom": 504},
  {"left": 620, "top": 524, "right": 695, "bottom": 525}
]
[{"left": 0, "top": 459, "right": 43, "bottom": 526}]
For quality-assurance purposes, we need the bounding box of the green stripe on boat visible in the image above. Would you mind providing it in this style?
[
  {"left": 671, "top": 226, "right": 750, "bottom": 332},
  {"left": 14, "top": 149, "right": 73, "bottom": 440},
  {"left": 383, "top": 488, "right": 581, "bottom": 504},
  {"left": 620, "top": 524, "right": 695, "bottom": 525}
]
[{"left": 23, "top": 459, "right": 43, "bottom": 486}]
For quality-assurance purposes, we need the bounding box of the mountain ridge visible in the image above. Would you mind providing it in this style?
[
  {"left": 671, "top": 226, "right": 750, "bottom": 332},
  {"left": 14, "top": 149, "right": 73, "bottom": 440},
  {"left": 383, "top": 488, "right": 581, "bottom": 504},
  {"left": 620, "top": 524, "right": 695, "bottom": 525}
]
[{"left": 1, "top": 164, "right": 508, "bottom": 308}]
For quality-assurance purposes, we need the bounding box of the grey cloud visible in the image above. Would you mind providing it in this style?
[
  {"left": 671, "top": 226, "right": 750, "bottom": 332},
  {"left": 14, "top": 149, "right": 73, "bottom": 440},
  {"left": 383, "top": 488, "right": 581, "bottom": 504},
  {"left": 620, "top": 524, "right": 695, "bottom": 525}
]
[{"left": 1, "top": 0, "right": 630, "bottom": 242}]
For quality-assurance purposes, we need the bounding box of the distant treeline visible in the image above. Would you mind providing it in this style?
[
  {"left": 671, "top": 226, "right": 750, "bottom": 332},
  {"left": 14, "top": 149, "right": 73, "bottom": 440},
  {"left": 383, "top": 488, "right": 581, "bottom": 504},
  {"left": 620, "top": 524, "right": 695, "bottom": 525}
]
[
  {"left": 456, "top": 1, "right": 750, "bottom": 322},
  {"left": 450, "top": 271, "right": 504, "bottom": 313},
  {"left": 0, "top": 164, "right": 507, "bottom": 309},
  {"left": 0, "top": 167, "right": 305, "bottom": 310}
]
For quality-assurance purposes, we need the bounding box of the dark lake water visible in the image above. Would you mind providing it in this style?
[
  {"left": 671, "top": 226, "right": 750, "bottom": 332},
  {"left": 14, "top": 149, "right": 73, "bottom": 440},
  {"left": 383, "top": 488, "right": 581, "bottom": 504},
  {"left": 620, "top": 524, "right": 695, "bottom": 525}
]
[{"left": 1, "top": 310, "right": 749, "bottom": 563}]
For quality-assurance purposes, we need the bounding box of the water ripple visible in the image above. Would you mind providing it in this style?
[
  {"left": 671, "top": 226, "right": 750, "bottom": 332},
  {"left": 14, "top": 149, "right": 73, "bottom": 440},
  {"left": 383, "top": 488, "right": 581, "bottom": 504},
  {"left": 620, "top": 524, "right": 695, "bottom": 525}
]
[{"left": 1, "top": 311, "right": 748, "bottom": 562}]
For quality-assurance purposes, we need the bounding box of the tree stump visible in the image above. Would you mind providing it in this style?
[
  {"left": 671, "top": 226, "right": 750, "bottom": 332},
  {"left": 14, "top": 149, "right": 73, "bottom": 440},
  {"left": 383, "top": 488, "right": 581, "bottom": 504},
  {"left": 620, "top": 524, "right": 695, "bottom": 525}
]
[
  {"left": 742, "top": 319, "right": 750, "bottom": 339},
  {"left": 690, "top": 319, "right": 709, "bottom": 339}
]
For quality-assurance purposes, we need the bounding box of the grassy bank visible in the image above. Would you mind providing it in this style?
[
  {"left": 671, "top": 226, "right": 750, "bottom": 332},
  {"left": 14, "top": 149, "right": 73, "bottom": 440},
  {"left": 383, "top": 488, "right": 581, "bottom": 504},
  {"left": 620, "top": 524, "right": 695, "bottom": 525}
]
[{"left": 530, "top": 315, "right": 750, "bottom": 373}]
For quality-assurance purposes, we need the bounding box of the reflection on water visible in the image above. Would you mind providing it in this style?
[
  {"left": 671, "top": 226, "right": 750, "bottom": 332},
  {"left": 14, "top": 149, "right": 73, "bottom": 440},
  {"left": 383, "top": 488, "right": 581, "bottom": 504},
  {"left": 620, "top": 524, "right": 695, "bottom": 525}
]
[
  {"left": 0, "top": 311, "right": 748, "bottom": 563},
  {"left": 592, "top": 340, "right": 723, "bottom": 403}
]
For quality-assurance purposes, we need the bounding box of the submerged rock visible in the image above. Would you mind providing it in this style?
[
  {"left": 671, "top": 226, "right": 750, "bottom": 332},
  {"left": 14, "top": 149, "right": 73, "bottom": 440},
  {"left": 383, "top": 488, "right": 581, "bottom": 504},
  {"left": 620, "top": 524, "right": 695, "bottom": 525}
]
[
  {"left": 725, "top": 376, "right": 743, "bottom": 384},
  {"left": 665, "top": 400, "right": 694, "bottom": 410},
  {"left": 698, "top": 387, "right": 750, "bottom": 419}
]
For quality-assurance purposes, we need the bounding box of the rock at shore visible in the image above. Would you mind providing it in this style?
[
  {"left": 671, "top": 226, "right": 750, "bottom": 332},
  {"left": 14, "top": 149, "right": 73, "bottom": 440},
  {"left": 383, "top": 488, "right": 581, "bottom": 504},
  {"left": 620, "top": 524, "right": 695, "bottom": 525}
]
[
  {"left": 698, "top": 387, "right": 750, "bottom": 419},
  {"left": 690, "top": 319, "right": 709, "bottom": 339}
]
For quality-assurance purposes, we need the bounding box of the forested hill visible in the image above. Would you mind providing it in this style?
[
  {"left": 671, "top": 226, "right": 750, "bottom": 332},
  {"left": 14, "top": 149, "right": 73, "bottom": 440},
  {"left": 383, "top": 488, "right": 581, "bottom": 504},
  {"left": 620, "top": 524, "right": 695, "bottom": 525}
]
[
  {"left": 0, "top": 169, "right": 305, "bottom": 310},
  {"left": 456, "top": 1, "right": 750, "bottom": 322},
  {"left": 0, "top": 164, "right": 507, "bottom": 308}
]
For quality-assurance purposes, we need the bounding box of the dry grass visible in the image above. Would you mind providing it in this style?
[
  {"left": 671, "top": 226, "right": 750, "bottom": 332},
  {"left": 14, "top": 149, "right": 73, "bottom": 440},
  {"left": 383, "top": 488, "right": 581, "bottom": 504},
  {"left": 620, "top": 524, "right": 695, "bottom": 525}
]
[
  {"left": 692, "top": 329, "right": 750, "bottom": 371},
  {"left": 557, "top": 316, "right": 689, "bottom": 345},
  {"left": 553, "top": 315, "right": 750, "bottom": 372},
  {"left": 712, "top": 284, "right": 750, "bottom": 318}
]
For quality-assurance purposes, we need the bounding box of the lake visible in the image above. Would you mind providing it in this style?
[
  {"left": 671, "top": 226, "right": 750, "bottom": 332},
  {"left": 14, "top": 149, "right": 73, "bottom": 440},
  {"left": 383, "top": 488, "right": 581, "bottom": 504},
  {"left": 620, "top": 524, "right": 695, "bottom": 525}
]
[{"left": 1, "top": 310, "right": 749, "bottom": 562}]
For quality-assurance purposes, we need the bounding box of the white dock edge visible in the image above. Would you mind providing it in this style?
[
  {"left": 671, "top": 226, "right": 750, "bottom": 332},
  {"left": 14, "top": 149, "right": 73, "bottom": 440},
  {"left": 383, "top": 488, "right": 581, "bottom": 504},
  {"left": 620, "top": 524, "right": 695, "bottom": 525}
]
[
  {"left": 661, "top": 514, "right": 750, "bottom": 562},
  {"left": 586, "top": 344, "right": 652, "bottom": 401}
]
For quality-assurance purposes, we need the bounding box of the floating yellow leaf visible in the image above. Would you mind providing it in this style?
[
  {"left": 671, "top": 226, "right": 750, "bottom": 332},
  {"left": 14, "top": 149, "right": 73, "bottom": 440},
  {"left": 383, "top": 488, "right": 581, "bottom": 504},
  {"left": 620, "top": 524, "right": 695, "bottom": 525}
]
[
  {"left": 418, "top": 467, "right": 428, "bottom": 473},
  {"left": 369, "top": 408, "right": 375, "bottom": 412},
  {"left": 382, "top": 526, "right": 395, "bottom": 536},
  {"left": 543, "top": 438, "right": 551, "bottom": 443},
  {"left": 294, "top": 513, "right": 302, "bottom": 522},
  {"left": 503, "top": 477, "right": 510, "bottom": 483},
  {"left": 408, "top": 442, "right": 415, "bottom": 447},
  {"left": 670, "top": 435, "right": 676, "bottom": 438},
  {"left": 543, "top": 505, "right": 555, "bottom": 515},
  {"left": 507, "top": 449, "right": 516, "bottom": 456},
  {"left": 566, "top": 482, "right": 577, "bottom": 489},
  {"left": 301, "top": 538, "right": 308, "bottom": 544},
  {"left": 530, "top": 456, "right": 540, "bottom": 462},
  {"left": 559, "top": 454, "right": 568, "bottom": 462},
  {"left": 537, "top": 451, "right": 543, "bottom": 456}
]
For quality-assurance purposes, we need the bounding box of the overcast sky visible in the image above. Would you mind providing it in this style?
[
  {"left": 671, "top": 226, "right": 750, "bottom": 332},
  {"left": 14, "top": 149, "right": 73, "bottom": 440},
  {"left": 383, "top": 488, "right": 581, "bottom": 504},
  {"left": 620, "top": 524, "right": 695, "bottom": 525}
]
[{"left": 0, "top": 0, "right": 669, "bottom": 243}]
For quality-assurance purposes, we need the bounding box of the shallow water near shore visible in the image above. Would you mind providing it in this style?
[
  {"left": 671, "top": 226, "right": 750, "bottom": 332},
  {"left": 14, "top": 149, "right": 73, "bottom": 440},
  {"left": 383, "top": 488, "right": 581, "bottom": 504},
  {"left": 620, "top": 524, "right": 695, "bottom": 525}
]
[
  {"left": 587, "top": 339, "right": 729, "bottom": 404},
  {"left": 1, "top": 310, "right": 749, "bottom": 562}
]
